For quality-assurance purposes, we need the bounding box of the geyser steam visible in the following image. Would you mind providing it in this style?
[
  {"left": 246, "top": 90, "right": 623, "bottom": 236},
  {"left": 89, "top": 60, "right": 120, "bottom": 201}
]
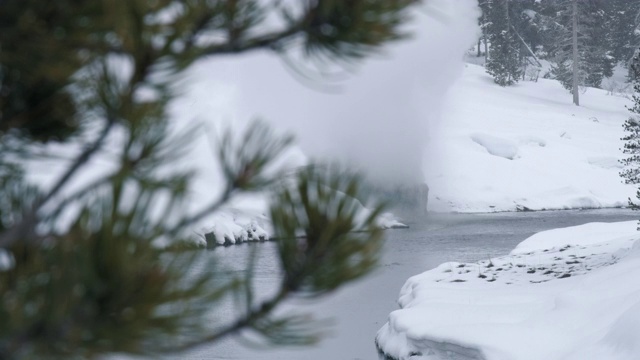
[{"left": 181, "top": 0, "right": 480, "bottom": 190}]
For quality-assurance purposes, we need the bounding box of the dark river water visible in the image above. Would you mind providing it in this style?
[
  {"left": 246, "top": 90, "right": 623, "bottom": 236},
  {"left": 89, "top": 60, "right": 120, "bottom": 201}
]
[{"left": 165, "top": 209, "right": 639, "bottom": 360}]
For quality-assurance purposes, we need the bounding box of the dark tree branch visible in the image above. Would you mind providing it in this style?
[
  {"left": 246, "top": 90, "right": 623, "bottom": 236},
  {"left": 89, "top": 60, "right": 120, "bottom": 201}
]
[
  {"left": 39, "top": 119, "right": 116, "bottom": 209},
  {"left": 199, "top": 26, "right": 301, "bottom": 56}
]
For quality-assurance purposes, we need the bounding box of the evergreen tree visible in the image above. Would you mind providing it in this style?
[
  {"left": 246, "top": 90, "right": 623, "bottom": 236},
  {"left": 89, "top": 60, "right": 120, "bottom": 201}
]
[
  {"left": 0, "top": 1, "right": 418, "bottom": 358},
  {"left": 479, "top": 1, "right": 492, "bottom": 62},
  {"left": 545, "top": 0, "right": 581, "bottom": 104},
  {"left": 509, "top": 0, "right": 547, "bottom": 80},
  {"left": 485, "top": 0, "right": 523, "bottom": 86},
  {"left": 545, "top": 0, "right": 612, "bottom": 104},
  {"left": 510, "top": 0, "right": 543, "bottom": 51},
  {"left": 581, "top": 1, "right": 614, "bottom": 88},
  {"left": 620, "top": 48, "right": 640, "bottom": 210},
  {"left": 604, "top": 0, "right": 640, "bottom": 65}
]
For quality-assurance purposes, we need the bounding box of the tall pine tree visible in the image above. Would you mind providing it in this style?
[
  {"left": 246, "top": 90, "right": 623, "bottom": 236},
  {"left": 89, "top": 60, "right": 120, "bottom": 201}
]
[
  {"left": 542, "top": 0, "right": 613, "bottom": 103},
  {"left": 485, "top": 0, "right": 523, "bottom": 86},
  {"left": 546, "top": 0, "right": 583, "bottom": 104},
  {"left": 620, "top": 48, "right": 640, "bottom": 211},
  {"left": 581, "top": 1, "right": 614, "bottom": 88},
  {"left": 604, "top": 0, "right": 640, "bottom": 65}
]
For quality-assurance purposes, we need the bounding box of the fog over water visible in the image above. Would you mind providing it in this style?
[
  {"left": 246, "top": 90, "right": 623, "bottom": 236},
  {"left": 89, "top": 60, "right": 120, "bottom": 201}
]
[{"left": 179, "top": 0, "right": 480, "bottom": 189}]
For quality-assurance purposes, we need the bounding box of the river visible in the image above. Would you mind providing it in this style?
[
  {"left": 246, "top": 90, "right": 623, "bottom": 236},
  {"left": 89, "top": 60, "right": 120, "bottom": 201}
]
[{"left": 175, "top": 209, "right": 639, "bottom": 360}]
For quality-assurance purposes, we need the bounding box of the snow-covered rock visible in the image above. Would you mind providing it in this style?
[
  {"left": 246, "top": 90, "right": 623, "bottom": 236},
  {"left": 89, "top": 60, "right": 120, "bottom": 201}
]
[
  {"left": 376, "top": 221, "right": 640, "bottom": 360},
  {"left": 202, "top": 210, "right": 272, "bottom": 246}
]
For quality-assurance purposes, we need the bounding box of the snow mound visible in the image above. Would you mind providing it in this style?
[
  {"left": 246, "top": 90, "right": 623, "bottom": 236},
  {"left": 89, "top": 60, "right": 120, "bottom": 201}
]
[
  {"left": 470, "top": 133, "right": 518, "bottom": 160},
  {"left": 202, "top": 210, "right": 271, "bottom": 246},
  {"left": 376, "top": 221, "right": 640, "bottom": 360},
  {"left": 427, "top": 64, "right": 635, "bottom": 213}
]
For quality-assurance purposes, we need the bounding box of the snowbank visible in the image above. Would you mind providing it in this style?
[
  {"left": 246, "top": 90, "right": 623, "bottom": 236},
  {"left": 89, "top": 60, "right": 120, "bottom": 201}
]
[
  {"left": 198, "top": 193, "right": 407, "bottom": 246},
  {"left": 376, "top": 221, "right": 640, "bottom": 360},
  {"left": 201, "top": 209, "right": 271, "bottom": 246},
  {"left": 427, "top": 64, "right": 636, "bottom": 213}
]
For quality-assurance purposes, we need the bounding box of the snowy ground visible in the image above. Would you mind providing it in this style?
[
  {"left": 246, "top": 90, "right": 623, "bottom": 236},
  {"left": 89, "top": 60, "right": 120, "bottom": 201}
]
[
  {"left": 376, "top": 221, "right": 640, "bottom": 360},
  {"left": 427, "top": 64, "right": 636, "bottom": 213}
]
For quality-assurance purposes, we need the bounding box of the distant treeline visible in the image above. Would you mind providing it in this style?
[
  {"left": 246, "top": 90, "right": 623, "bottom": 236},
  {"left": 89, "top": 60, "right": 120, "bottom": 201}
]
[{"left": 478, "top": 0, "right": 640, "bottom": 97}]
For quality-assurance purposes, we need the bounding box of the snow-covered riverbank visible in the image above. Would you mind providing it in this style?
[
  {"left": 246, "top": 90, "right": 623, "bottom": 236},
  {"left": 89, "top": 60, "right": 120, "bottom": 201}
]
[
  {"left": 376, "top": 221, "right": 640, "bottom": 360},
  {"left": 427, "top": 64, "right": 636, "bottom": 213}
]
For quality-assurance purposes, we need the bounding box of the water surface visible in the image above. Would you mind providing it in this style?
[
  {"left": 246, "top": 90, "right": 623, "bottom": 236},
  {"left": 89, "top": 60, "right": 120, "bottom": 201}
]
[{"left": 179, "top": 209, "right": 639, "bottom": 360}]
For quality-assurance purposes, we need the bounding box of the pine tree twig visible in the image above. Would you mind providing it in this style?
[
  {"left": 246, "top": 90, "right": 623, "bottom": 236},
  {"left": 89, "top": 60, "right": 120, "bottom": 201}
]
[
  {"left": 39, "top": 119, "right": 116, "bottom": 209},
  {"left": 200, "top": 26, "right": 301, "bottom": 56}
]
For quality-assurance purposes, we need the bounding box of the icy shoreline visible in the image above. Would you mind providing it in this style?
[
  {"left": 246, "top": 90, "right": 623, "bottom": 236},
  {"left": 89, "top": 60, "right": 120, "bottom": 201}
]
[
  {"left": 198, "top": 206, "right": 633, "bottom": 247},
  {"left": 376, "top": 221, "right": 640, "bottom": 360},
  {"left": 430, "top": 205, "right": 629, "bottom": 215}
]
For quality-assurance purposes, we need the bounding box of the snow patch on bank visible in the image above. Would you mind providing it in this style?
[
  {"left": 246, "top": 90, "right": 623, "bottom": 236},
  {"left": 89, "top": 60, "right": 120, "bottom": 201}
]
[
  {"left": 376, "top": 221, "right": 640, "bottom": 360},
  {"left": 470, "top": 133, "right": 519, "bottom": 160}
]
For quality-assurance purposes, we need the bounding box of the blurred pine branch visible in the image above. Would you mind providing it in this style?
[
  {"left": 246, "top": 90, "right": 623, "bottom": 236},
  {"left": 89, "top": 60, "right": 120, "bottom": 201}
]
[{"left": 0, "top": 0, "right": 419, "bottom": 358}]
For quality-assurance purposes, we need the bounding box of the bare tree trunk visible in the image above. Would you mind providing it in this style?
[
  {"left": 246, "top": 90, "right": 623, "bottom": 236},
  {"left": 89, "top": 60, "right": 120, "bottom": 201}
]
[
  {"left": 484, "top": 35, "right": 489, "bottom": 61},
  {"left": 478, "top": 37, "right": 482, "bottom": 57},
  {"left": 506, "top": 0, "right": 511, "bottom": 84},
  {"left": 572, "top": 0, "right": 580, "bottom": 106},
  {"left": 482, "top": 10, "right": 489, "bottom": 62}
]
